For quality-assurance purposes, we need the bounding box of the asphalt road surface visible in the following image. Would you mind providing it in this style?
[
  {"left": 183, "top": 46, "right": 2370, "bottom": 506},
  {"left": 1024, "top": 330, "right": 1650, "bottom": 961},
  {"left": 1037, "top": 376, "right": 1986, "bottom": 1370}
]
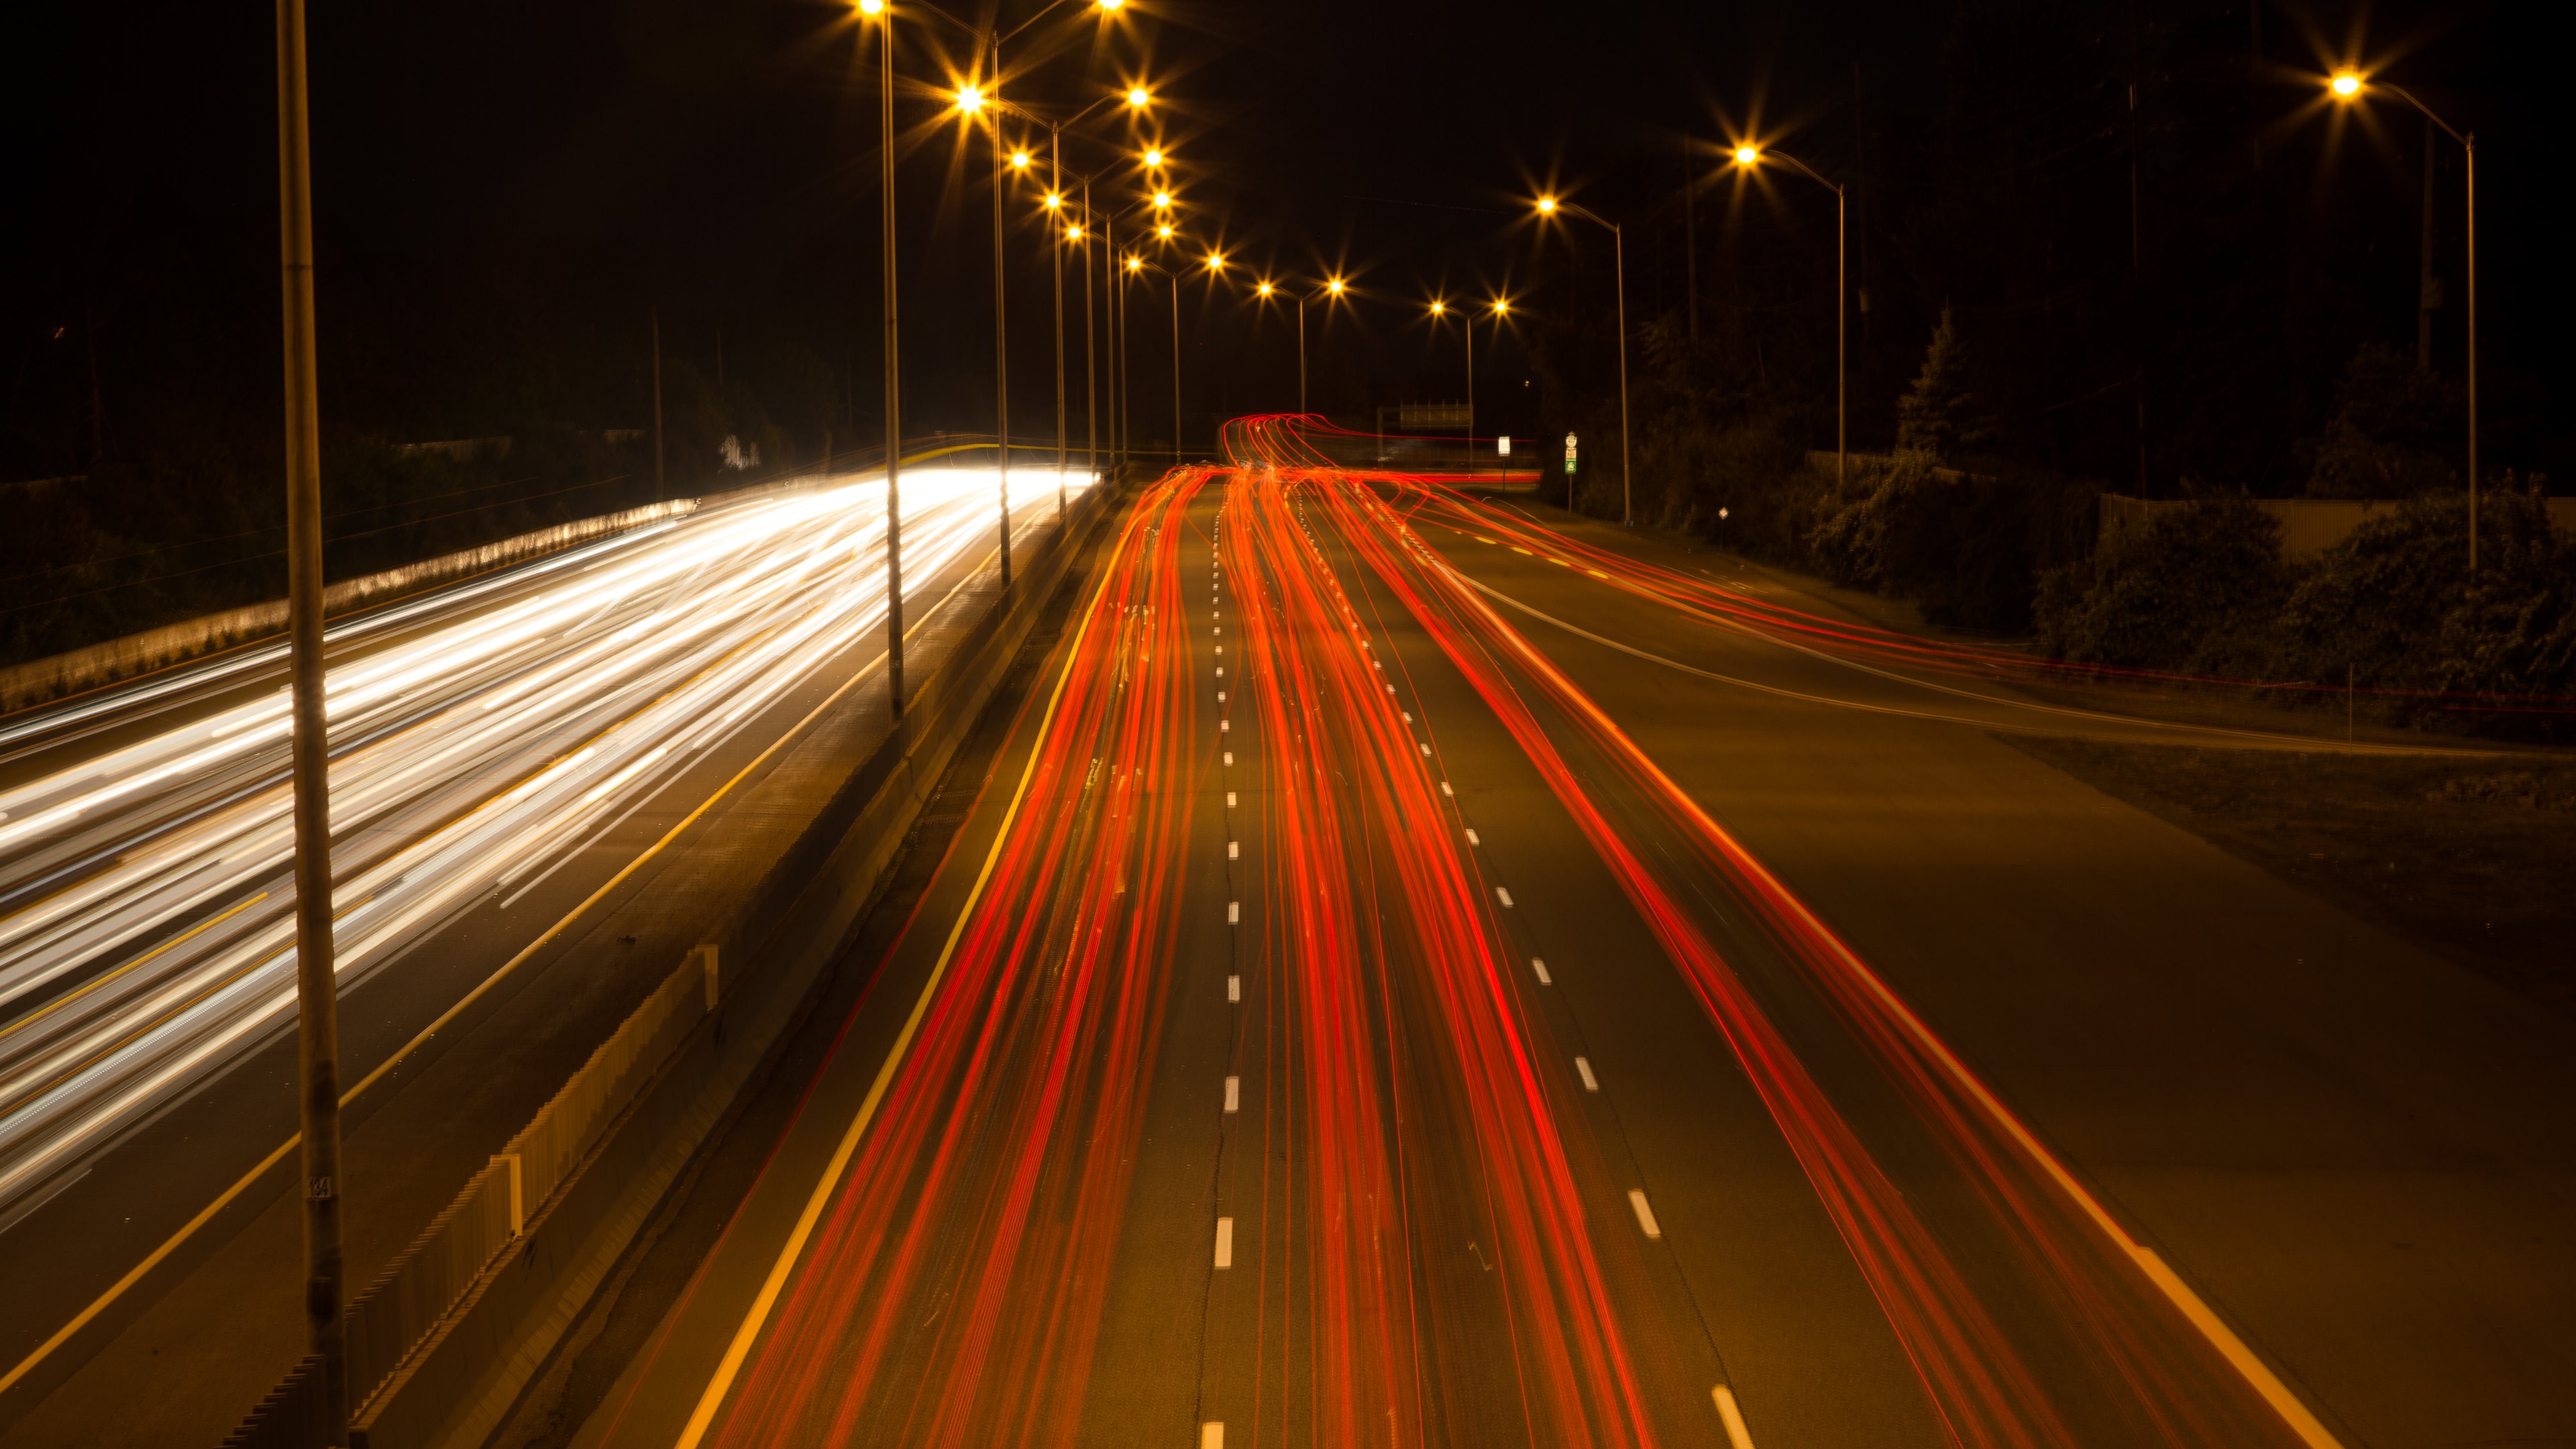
[
  {"left": 0, "top": 466, "right": 1083, "bottom": 1446},
  {"left": 539, "top": 429, "right": 2575, "bottom": 1448}
]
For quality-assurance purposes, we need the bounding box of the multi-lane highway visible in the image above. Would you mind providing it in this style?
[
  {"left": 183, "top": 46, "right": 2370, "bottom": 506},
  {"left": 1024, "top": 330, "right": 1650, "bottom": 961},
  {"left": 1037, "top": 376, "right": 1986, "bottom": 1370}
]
[
  {"left": 529, "top": 427, "right": 2575, "bottom": 1449},
  {"left": 0, "top": 465, "right": 1086, "bottom": 1442}
]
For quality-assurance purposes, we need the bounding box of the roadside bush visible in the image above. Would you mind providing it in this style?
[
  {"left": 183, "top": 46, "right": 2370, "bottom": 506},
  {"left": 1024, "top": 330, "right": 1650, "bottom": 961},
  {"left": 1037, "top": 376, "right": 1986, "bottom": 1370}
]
[
  {"left": 2275, "top": 487, "right": 2575, "bottom": 707},
  {"left": 2035, "top": 497, "right": 2288, "bottom": 669},
  {"left": 1805, "top": 450, "right": 2091, "bottom": 633}
]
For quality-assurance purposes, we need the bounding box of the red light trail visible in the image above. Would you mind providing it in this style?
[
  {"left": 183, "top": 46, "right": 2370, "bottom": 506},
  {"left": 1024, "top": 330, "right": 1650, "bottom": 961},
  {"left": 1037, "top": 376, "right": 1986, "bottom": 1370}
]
[{"left": 641, "top": 419, "right": 2350, "bottom": 1449}]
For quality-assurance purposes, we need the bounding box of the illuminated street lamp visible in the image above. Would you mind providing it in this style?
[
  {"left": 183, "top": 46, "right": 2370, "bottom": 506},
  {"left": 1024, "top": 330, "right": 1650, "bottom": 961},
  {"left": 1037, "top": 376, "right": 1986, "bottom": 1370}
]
[
  {"left": 1733, "top": 142, "right": 1847, "bottom": 491},
  {"left": 953, "top": 81, "right": 1018, "bottom": 585},
  {"left": 1254, "top": 275, "right": 1348, "bottom": 415},
  {"left": 1022, "top": 84, "right": 1158, "bottom": 513},
  {"left": 2330, "top": 68, "right": 2483, "bottom": 570},
  {"left": 1534, "top": 195, "right": 1633, "bottom": 523},
  {"left": 1123, "top": 255, "right": 1187, "bottom": 472}
]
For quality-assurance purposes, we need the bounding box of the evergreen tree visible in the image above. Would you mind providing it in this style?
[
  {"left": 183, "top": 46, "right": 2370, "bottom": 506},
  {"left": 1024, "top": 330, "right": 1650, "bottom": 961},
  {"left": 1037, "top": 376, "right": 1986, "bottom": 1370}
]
[{"left": 1896, "top": 307, "right": 1995, "bottom": 462}]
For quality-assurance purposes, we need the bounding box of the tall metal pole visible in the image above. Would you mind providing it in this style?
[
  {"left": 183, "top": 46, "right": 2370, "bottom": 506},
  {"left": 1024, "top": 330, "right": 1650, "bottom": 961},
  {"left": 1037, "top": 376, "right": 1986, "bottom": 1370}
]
[
  {"left": 274, "top": 1, "right": 346, "bottom": 1438},
  {"left": 2465, "top": 133, "right": 2478, "bottom": 572},
  {"left": 1051, "top": 133, "right": 1067, "bottom": 519},
  {"left": 1170, "top": 270, "right": 1181, "bottom": 470},
  {"left": 1464, "top": 311, "right": 1474, "bottom": 474},
  {"left": 1296, "top": 296, "right": 1307, "bottom": 415},
  {"left": 989, "top": 95, "right": 1012, "bottom": 588},
  {"left": 1118, "top": 263, "right": 1132, "bottom": 474},
  {"left": 1083, "top": 182, "right": 1097, "bottom": 486},
  {"left": 651, "top": 307, "right": 665, "bottom": 502},
  {"left": 1837, "top": 186, "right": 1847, "bottom": 492},
  {"left": 1613, "top": 221, "right": 1631, "bottom": 525},
  {"left": 878, "top": 15, "right": 904, "bottom": 710}
]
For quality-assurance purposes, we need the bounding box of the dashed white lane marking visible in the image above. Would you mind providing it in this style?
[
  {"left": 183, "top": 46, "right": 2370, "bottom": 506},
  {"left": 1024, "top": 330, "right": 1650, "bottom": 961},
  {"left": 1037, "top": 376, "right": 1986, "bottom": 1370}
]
[
  {"left": 1214, "top": 627, "right": 1222, "bottom": 635},
  {"left": 1215, "top": 646, "right": 1223, "bottom": 655},
  {"left": 1228, "top": 975, "right": 1240, "bottom": 1003},
  {"left": 1218, "top": 667, "right": 1226, "bottom": 677},
  {"left": 1202, "top": 1424, "right": 1225, "bottom": 1449},
  {"left": 1222, "top": 719, "right": 1231, "bottom": 732},
  {"left": 1627, "top": 1189, "right": 1663, "bottom": 1240},
  {"left": 1387, "top": 684, "right": 1395, "bottom": 694},
  {"left": 1228, "top": 901, "right": 1240, "bottom": 924},
  {"left": 1713, "top": 1387, "right": 1756, "bottom": 1448},
  {"left": 1228, "top": 841, "right": 1240, "bottom": 859},
  {"left": 1439, "top": 782, "right": 1453, "bottom": 797},
  {"left": 1218, "top": 691, "right": 1228, "bottom": 702},
  {"left": 1464, "top": 828, "right": 1481, "bottom": 846},
  {"left": 1575, "top": 1057, "right": 1599, "bottom": 1092},
  {"left": 1226, "top": 791, "right": 1237, "bottom": 808},
  {"left": 1495, "top": 886, "right": 1515, "bottom": 908},
  {"left": 1403, "top": 712, "right": 1413, "bottom": 722},
  {"left": 1224, "top": 1077, "right": 1240, "bottom": 1113},
  {"left": 1418, "top": 742, "right": 1432, "bottom": 756},
  {"left": 1224, "top": 751, "right": 1234, "bottom": 766},
  {"left": 1214, "top": 1217, "right": 1234, "bottom": 1268},
  {"left": 1532, "top": 957, "right": 1553, "bottom": 984}
]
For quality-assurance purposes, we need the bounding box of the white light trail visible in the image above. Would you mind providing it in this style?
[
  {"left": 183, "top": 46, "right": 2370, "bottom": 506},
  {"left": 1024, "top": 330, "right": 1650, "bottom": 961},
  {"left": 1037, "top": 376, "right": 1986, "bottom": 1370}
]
[{"left": 0, "top": 468, "right": 1089, "bottom": 1212}]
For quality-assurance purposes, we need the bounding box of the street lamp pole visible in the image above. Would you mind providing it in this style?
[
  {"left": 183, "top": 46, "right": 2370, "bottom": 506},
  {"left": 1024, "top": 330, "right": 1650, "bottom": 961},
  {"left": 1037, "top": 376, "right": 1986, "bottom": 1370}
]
[
  {"left": 1734, "top": 144, "right": 1846, "bottom": 493},
  {"left": 1082, "top": 182, "right": 1097, "bottom": 487},
  {"left": 867, "top": 3, "right": 904, "bottom": 710},
  {"left": 274, "top": 1, "right": 349, "bottom": 1438},
  {"left": 1296, "top": 295, "right": 1306, "bottom": 415},
  {"left": 985, "top": 74, "right": 1012, "bottom": 588},
  {"left": 1051, "top": 137, "right": 1066, "bottom": 519},
  {"left": 2332, "top": 71, "right": 2479, "bottom": 570},
  {"left": 1171, "top": 268, "right": 1181, "bottom": 470},
  {"left": 1536, "top": 199, "right": 1634, "bottom": 524}
]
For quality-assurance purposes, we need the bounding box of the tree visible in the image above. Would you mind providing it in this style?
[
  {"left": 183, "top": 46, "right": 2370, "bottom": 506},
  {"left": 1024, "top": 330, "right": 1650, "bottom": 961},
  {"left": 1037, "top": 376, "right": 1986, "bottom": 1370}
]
[
  {"left": 1896, "top": 306, "right": 1995, "bottom": 461},
  {"left": 2304, "top": 341, "right": 2462, "bottom": 498}
]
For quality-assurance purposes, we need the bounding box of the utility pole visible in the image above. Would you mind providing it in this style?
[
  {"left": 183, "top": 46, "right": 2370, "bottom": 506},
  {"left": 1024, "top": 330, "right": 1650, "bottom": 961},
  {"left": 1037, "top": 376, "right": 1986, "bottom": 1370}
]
[{"left": 274, "top": 0, "right": 347, "bottom": 1438}]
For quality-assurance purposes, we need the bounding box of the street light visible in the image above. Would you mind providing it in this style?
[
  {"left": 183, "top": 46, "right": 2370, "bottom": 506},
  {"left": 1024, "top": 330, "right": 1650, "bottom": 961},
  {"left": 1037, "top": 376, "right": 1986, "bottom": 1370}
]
[
  {"left": 1253, "top": 275, "right": 1348, "bottom": 416},
  {"left": 1124, "top": 255, "right": 1187, "bottom": 473},
  {"left": 1144, "top": 147, "right": 1165, "bottom": 167},
  {"left": 953, "top": 82, "right": 1017, "bottom": 586},
  {"left": 1534, "top": 195, "right": 1633, "bottom": 523},
  {"left": 2330, "top": 68, "right": 2482, "bottom": 570},
  {"left": 1734, "top": 143, "right": 1847, "bottom": 492}
]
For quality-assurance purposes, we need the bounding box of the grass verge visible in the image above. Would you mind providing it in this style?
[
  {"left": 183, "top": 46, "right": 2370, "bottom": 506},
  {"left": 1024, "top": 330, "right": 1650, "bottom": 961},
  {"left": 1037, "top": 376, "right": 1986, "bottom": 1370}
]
[{"left": 2004, "top": 737, "right": 2576, "bottom": 1018}]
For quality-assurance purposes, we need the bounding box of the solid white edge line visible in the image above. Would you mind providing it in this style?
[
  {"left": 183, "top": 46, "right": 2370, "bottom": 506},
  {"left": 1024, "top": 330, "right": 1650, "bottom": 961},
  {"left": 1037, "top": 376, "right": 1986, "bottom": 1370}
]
[{"left": 1575, "top": 1057, "right": 1598, "bottom": 1092}]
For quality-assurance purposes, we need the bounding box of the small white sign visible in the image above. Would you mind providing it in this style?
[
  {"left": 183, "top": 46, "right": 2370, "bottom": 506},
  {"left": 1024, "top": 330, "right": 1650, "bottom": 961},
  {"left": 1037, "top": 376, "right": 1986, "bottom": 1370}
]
[{"left": 1497, "top": 435, "right": 1512, "bottom": 457}]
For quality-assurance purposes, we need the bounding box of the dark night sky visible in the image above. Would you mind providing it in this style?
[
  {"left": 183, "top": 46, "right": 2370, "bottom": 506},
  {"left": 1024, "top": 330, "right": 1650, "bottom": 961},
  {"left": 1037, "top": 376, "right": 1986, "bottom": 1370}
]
[{"left": 5, "top": 0, "right": 2566, "bottom": 478}]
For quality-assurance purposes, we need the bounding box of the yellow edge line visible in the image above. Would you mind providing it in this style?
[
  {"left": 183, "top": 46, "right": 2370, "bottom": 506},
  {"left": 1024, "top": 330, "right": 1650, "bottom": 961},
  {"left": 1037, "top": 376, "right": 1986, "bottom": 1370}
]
[
  {"left": 0, "top": 513, "right": 1040, "bottom": 1404},
  {"left": 669, "top": 486, "right": 1134, "bottom": 1448}
]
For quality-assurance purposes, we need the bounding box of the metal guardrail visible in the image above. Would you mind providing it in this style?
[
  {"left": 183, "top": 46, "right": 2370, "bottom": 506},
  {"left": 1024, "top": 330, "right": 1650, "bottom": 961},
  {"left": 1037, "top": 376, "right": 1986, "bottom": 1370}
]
[{"left": 221, "top": 946, "right": 718, "bottom": 1446}]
